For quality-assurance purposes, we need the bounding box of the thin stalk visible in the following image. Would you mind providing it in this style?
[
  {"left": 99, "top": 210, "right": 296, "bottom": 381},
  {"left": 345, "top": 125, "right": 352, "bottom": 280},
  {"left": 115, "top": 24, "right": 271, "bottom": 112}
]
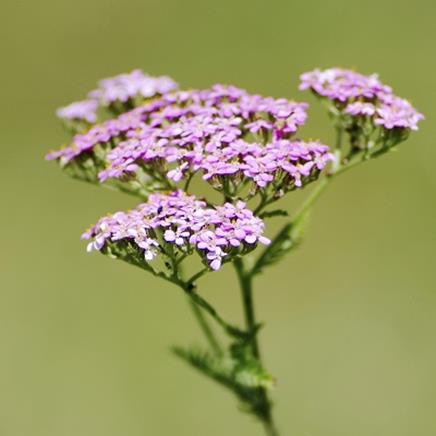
[
  {"left": 333, "top": 157, "right": 363, "bottom": 177},
  {"left": 334, "top": 144, "right": 390, "bottom": 177},
  {"left": 335, "top": 124, "right": 343, "bottom": 149},
  {"left": 69, "top": 172, "right": 149, "bottom": 200},
  {"left": 236, "top": 126, "right": 348, "bottom": 434},
  {"left": 263, "top": 419, "right": 280, "bottom": 436},
  {"left": 233, "top": 258, "right": 279, "bottom": 436},
  {"left": 184, "top": 172, "right": 194, "bottom": 193},
  {"left": 264, "top": 126, "right": 345, "bottom": 252},
  {"left": 254, "top": 195, "right": 277, "bottom": 216},
  {"left": 176, "top": 265, "right": 222, "bottom": 354},
  {"left": 187, "top": 297, "right": 222, "bottom": 355},
  {"left": 186, "top": 268, "right": 208, "bottom": 286},
  {"left": 182, "top": 284, "right": 247, "bottom": 339},
  {"left": 234, "top": 258, "right": 260, "bottom": 357},
  {"left": 290, "top": 176, "right": 330, "bottom": 224}
]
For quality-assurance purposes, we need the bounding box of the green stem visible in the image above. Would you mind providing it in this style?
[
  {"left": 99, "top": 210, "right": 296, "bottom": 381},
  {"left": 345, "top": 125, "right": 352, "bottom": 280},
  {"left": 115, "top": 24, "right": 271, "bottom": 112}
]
[
  {"left": 263, "top": 419, "right": 280, "bottom": 436},
  {"left": 182, "top": 282, "right": 247, "bottom": 339},
  {"left": 335, "top": 145, "right": 391, "bottom": 177},
  {"left": 129, "top": 250, "right": 243, "bottom": 342},
  {"left": 234, "top": 258, "right": 260, "bottom": 357},
  {"left": 261, "top": 126, "right": 346, "bottom": 260},
  {"left": 186, "top": 268, "right": 208, "bottom": 286},
  {"left": 69, "top": 172, "right": 149, "bottom": 200},
  {"left": 291, "top": 176, "right": 330, "bottom": 224},
  {"left": 184, "top": 172, "right": 194, "bottom": 193},
  {"left": 187, "top": 297, "right": 222, "bottom": 355},
  {"left": 333, "top": 157, "right": 363, "bottom": 177},
  {"left": 176, "top": 264, "right": 222, "bottom": 355},
  {"left": 233, "top": 258, "right": 279, "bottom": 436},
  {"left": 254, "top": 196, "right": 277, "bottom": 216},
  {"left": 335, "top": 124, "right": 343, "bottom": 149}
]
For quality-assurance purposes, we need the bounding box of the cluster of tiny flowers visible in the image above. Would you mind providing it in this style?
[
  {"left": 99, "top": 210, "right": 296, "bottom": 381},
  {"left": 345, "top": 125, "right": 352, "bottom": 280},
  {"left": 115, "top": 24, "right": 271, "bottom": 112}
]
[
  {"left": 47, "top": 107, "right": 148, "bottom": 161},
  {"left": 82, "top": 191, "right": 270, "bottom": 271},
  {"left": 373, "top": 94, "right": 424, "bottom": 131},
  {"left": 48, "top": 84, "right": 332, "bottom": 193},
  {"left": 299, "top": 68, "right": 423, "bottom": 130},
  {"left": 55, "top": 70, "right": 179, "bottom": 125},
  {"left": 88, "top": 69, "right": 179, "bottom": 106},
  {"left": 56, "top": 99, "right": 99, "bottom": 124}
]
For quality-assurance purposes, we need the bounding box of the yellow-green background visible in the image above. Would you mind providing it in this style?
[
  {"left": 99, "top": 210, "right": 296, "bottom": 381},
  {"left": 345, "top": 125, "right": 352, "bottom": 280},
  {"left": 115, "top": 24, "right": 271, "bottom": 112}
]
[{"left": 1, "top": 0, "right": 435, "bottom": 435}]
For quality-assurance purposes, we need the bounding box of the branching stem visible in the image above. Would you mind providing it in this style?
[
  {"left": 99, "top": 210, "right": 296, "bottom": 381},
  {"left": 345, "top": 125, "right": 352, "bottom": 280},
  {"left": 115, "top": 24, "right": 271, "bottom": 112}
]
[
  {"left": 182, "top": 283, "right": 247, "bottom": 339},
  {"left": 187, "top": 297, "right": 222, "bottom": 355}
]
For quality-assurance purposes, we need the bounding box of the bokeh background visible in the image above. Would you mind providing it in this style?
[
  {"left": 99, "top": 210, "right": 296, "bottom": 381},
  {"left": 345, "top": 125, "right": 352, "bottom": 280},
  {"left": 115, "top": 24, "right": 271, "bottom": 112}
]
[{"left": 1, "top": 0, "right": 436, "bottom": 435}]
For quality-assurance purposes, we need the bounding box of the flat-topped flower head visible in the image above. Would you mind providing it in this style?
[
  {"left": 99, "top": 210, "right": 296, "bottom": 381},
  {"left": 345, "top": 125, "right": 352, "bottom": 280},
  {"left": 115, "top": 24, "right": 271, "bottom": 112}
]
[
  {"left": 299, "top": 68, "right": 391, "bottom": 102},
  {"left": 53, "top": 70, "right": 179, "bottom": 136},
  {"left": 83, "top": 190, "right": 270, "bottom": 271},
  {"left": 88, "top": 69, "right": 179, "bottom": 108},
  {"left": 375, "top": 94, "right": 424, "bottom": 131},
  {"left": 56, "top": 99, "right": 99, "bottom": 124},
  {"left": 47, "top": 84, "right": 331, "bottom": 204},
  {"left": 345, "top": 102, "right": 376, "bottom": 117},
  {"left": 300, "top": 68, "right": 424, "bottom": 144},
  {"left": 47, "top": 85, "right": 308, "bottom": 162}
]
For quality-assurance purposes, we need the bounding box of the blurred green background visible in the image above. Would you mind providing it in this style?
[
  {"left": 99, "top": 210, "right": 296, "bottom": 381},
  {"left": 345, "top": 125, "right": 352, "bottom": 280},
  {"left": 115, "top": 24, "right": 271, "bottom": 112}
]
[{"left": 1, "top": 0, "right": 435, "bottom": 435}]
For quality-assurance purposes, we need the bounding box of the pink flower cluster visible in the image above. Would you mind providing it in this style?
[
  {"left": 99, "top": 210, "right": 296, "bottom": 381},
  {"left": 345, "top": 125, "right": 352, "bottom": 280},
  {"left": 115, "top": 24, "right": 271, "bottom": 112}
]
[
  {"left": 83, "top": 190, "right": 270, "bottom": 271},
  {"left": 56, "top": 99, "right": 99, "bottom": 124},
  {"left": 299, "top": 68, "right": 423, "bottom": 130},
  {"left": 48, "top": 84, "right": 332, "bottom": 193},
  {"left": 47, "top": 108, "right": 147, "bottom": 161},
  {"left": 300, "top": 68, "right": 391, "bottom": 102},
  {"left": 55, "top": 70, "right": 179, "bottom": 125},
  {"left": 373, "top": 94, "right": 424, "bottom": 131},
  {"left": 88, "top": 69, "right": 179, "bottom": 106}
]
